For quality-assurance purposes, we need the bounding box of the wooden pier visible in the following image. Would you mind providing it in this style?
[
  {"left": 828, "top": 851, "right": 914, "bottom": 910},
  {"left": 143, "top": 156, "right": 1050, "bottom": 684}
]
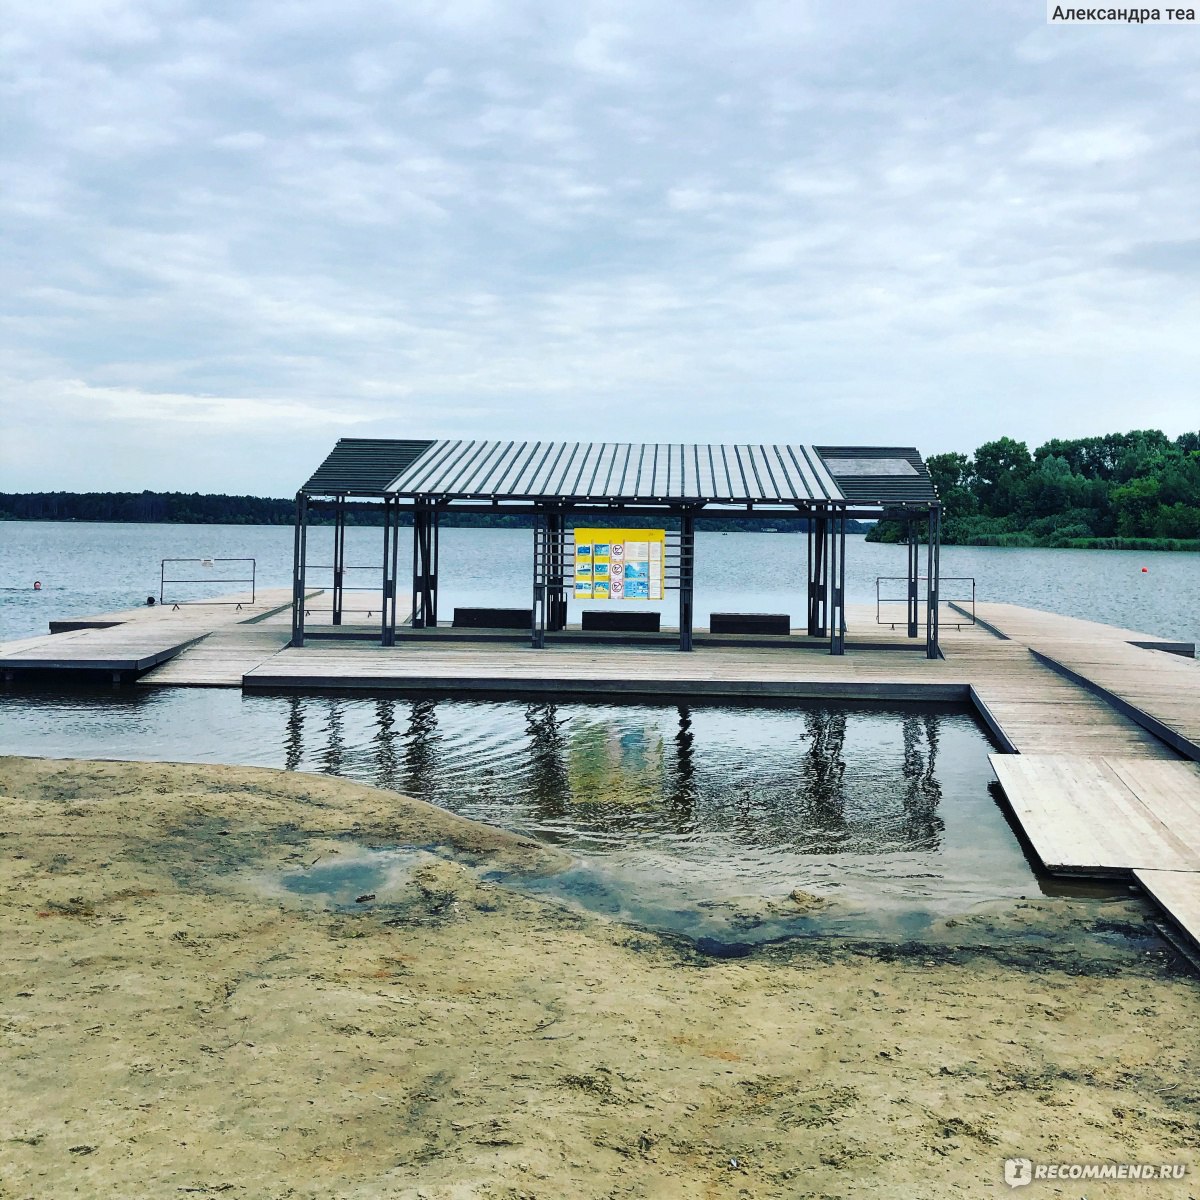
[{"left": 2, "top": 594, "right": 1199, "bottom": 955}]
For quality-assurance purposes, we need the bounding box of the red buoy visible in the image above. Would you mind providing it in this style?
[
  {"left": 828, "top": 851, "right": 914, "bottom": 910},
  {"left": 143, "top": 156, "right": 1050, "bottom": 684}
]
[{"left": 1141, "top": 567, "right": 1149, "bottom": 573}]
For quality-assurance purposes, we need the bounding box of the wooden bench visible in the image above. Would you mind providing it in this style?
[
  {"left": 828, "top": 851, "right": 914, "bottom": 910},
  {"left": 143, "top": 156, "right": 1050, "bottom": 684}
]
[
  {"left": 452, "top": 607, "right": 532, "bottom": 629},
  {"left": 709, "top": 612, "right": 791, "bottom": 635},
  {"left": 581, "top": 610, "right": 661, "bottom": 633}
]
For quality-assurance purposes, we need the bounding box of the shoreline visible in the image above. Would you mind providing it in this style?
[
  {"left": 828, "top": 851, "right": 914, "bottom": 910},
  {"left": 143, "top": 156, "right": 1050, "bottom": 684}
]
[{"left": 2, "top": 756, "right": 1197, "bottom": 1197}]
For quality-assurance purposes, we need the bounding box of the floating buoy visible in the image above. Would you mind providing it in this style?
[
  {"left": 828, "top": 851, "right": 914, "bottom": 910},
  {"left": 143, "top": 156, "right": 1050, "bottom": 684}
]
[
  {"left": 33, "top": 580, "right": 41, "bottom": 590},
  {"left": 1141, "top": 567, "right": 1149, "bottom": 573}
]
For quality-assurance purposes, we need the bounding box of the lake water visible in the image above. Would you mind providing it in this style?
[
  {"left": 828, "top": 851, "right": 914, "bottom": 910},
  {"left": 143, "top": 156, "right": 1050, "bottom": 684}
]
[{"left": 2, "top": 520, "right": 1198, "bottom": 645}]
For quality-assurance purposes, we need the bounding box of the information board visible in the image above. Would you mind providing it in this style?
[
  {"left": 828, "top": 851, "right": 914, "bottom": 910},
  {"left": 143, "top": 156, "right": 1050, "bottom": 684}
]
[{"left": 573, "top": 528, "right": 665, "bottom": 601}]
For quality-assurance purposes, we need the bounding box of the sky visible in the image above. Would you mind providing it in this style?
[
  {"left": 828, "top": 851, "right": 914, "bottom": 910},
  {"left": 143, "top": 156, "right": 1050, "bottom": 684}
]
[{"left": 2, "top": 0, "right": 1198, "bottom": 496}]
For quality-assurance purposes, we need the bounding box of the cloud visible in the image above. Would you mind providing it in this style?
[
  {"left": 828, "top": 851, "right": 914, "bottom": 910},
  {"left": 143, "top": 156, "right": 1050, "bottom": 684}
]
[{"left": 1, "top": 0, "right": 1198, "bottom": 493}]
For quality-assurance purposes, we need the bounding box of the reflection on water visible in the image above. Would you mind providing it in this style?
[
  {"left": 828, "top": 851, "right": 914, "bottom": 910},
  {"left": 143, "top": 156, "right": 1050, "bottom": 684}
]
[
  {"left": 403, "top": 699, "right": 439, "bottom": 797},
  {"left": 0, "top": 686, "right": 1039, "bottom": 927},
  {"left": 902, "top": 714, "right": 944, "bottom": 851}
]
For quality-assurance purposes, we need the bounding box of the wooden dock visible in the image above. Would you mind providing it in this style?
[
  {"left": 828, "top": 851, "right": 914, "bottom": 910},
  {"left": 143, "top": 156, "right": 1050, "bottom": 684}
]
[
  {"left": 0, "top": 590, "right": 295, "bottom": 683},
  {"left": 2, "top": 592, "right": 1199, "bottom": 953}
]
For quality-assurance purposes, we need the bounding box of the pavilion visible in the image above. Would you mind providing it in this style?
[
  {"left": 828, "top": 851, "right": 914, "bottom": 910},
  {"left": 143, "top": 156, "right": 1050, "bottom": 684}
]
[{"left": 290, "top": 440, "right": 942, "bottom": 656}]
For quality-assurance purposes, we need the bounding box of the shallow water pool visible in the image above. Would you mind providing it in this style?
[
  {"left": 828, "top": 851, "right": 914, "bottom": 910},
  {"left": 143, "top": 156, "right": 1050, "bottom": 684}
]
[{"left": 0, "top": 686, "right": 1048, "bottom": 939}]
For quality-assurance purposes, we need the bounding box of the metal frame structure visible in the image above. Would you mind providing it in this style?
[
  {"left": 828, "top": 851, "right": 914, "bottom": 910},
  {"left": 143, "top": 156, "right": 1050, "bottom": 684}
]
[
  {"left": 291, "top": 440, "right": 943, "bottom": 658},
  {"left": 161, "top": 557, "right": 256, "bottom": 609}
]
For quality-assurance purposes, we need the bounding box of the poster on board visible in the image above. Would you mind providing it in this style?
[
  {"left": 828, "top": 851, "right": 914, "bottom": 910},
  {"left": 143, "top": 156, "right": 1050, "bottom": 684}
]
[{"left": 573, "top": 529, "right": 665, "bottom": 600}]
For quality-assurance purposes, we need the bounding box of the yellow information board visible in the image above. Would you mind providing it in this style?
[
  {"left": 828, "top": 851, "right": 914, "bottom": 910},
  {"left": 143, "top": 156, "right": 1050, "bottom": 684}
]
[{"left": 573, "top": 528, "right": 665, "bottom": 601}]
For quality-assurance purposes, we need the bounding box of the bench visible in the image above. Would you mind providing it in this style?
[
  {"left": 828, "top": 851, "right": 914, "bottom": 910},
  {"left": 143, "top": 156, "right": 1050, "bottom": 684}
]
[
  {"left": 709, "top": 612, "right": 791, "bottom": 635},
  {"left": 581, "top": 610, "right": 661, "bottom": 633},
  {"left": 452, "top": 607, "right": 532, "bottom": 629}
]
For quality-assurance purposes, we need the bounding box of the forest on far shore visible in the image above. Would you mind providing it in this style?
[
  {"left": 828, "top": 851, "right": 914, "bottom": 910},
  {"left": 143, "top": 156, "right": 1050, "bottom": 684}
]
[
  {"left": 869, "top": 428, "right": 1200, "bottom": 550},
  {"left": 0, "top": 492, "right": 867, "bottom": 534},
  {"left": 6, "top": 427, "right": 1199, "bottom": 551}
]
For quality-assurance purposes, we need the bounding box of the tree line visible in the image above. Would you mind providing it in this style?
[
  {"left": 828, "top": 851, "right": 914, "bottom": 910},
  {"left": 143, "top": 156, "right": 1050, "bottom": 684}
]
[
  {"left": 870, "top": 428, "right": 1200, "bottom": 549},
  {"left": 0, "top": 491, "right": 868, "bottom": 534}
]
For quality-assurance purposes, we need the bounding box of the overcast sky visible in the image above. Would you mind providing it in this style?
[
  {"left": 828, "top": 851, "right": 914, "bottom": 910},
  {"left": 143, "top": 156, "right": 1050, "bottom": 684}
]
[{"left": 2, "top": 1, "right": 1197, "bottom": 496}]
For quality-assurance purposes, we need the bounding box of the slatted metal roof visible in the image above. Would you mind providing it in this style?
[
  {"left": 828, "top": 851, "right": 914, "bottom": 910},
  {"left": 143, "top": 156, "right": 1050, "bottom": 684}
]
[
  {"left": 384, "top": 441, "right": 846, "bottom": 503},
  {"left": 814, "top": 446, "right": 938, "bottom": 505},
  {"left": 302, "top": 438, "right": 435, "bottom": 496},
  {"left": 300, "top": 439, "right": 938, "bottom": 507}
]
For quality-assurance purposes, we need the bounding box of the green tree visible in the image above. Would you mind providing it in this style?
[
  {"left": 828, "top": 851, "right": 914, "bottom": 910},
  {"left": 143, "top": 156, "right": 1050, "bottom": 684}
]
[{"left": 972, "top": 438, "right": 1032, "bottom": 516}]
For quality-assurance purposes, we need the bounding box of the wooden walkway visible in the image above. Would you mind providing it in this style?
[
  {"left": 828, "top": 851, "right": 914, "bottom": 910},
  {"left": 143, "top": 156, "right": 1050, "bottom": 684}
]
[
  {"left": 990, "top": 755, "right": 1200, "bottom": 874},
  {"left": 2, "top": 592, "right": 1199, "bottom": 952},
  {"left": 991, "top": 753, "right": 1200, "bottom": 955},
  {"left": 0, "top": 590, "right": 295, "bottom": 683}
]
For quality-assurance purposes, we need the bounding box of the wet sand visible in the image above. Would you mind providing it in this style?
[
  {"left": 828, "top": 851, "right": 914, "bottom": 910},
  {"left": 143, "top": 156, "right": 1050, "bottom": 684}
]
[{"left": 1, "top": 756, "right": 1197, "bottom": 1199}]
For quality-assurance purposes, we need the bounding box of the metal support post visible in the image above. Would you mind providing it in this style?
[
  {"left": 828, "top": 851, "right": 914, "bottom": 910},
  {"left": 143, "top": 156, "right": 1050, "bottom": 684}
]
[
  {"left": 678, "top": 511, "right": 695, "bottom": 651},
  {"left": 429, "top": 507, "right": 439, "bottom": 626},
  {"left": 389, "top": 503, "right": 402, "bottom": 641},
  {"left": 532, "top": 511, "right": 548, "bottom": 648},
  {"left": 547, "top": 511, "right": 567, "bottom": 631},
  {"left": 925, "top": 506, "right": 941, "bottom": 658},
  {"left": 411, "top": 505, "right": 423, "bottom": 629},
  {"left": 808, "top": 513, "right": 828, "bottom": 637},
  {"left": 409, "top": 504, "right": 434, "bottom": 629},
  {"left": 907, "top": 517, "right": 919, "bottom": 639},
  {"left": 409, "top": 504, "right": 438, "bottom": 629},
  {"left": 290, "top": 493, "right": 308, "bottom": 647},
  {"left": 330, "top": 497, "right": 345, "bottom": 625},
  {"left": 380, "top": 499, "right": 395, "bottom": 646},
  {"left": 828, "top": 510, "right": 846, "bottom": 655},
  {"left": 806, "top": 517, "right": 813, "bottom": 634}
]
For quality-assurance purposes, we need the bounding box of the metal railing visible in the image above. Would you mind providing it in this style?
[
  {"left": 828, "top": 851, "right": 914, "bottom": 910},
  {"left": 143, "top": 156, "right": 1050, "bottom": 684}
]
[
  {"left": 303, "top": 561, "right": 385, "bottom": 619},
  {"left": 160, "top": 558, "right": 256, "bottom": 609},
  {"left": 876, "top": 576, "right": 975, "bottom": 628}
]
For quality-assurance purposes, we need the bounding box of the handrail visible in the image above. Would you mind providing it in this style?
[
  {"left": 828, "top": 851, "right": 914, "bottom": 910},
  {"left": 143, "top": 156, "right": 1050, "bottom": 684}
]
[
  {"left": 160, "top": 558, "right": 256, "bottom": 609},
  {"left": 875, "top": 576, "right": 975, "bottom": 628}
]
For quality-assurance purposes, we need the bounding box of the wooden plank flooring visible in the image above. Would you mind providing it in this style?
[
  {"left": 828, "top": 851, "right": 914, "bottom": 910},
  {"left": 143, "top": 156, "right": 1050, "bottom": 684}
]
[
  {"left": 989, "top": 755, "right": 1200, "bottom": 874},
  {"left": 1, "top": 625, "right": 210, "bottom": 675},
  {"left": 1133, "top": 870, "right": 1200, "bottom": 952},
  {"left": 973, "top": 602, "right": 1200, "bottom": 761},
  {"left": 0, "top": 590, "right": 296, "bottom": 679},
  {"left": 139, "top": 626, "right": 294, "bottom": 687},
  {"left": 989, "top": 753, "right": 1200, "bottom": 950}
]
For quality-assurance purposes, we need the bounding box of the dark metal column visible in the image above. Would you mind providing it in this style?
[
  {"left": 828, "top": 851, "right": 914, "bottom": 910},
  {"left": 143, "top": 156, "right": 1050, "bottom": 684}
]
[
  {"left": 806, "top": 516, "right": 813, "bottom": 634},
  {"left": 829, "top": 509, "right": 846, "bottom": 656},
  {"left": 388, "top": 502, "right": 402, "bottom": 641},
  {"left": 428, "top": 507, "right": 440, "bottom": 626},
  {"left": 411, "top": 505, "right": 423, "bottom": 629},
  {"left": 381, "top": 498, "right": 396, "bottom": 646},
  {"left": 290, "top": 492, "right": 308, "bottom": 648},
  {"left": 532, "top": 510, "right": 548, "bottom": 649},
  {"left": 925, "top": 505, "right": 942, "bottom": 659},
  {"left": 547, "top": 510, "right": 567, "bottom": 632},
  {"left": 906, "top": 517, "right": 919, "bottom": 639},
  {"left": 808, "top": 513, "right": 828, "bottom": 637},
  {"left": 678, "top": 511, "right": 695, "bottom": 652},
  {"left": 331, "top": 497, "right": 346, "bottom": 626},
  {"left": 410, "top": 503, "right": 438, "bottom": 629}
]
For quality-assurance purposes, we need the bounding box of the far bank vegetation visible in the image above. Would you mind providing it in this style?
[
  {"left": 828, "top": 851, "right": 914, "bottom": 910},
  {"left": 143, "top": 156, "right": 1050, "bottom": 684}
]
[{"left": 870, "top": 429, "right": 1200, "bottom": 551}]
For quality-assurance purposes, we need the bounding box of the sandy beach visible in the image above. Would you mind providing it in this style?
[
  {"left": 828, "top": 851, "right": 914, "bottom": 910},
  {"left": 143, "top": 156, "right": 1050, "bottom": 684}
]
[{"left": 1, "top": 755, "right": 1197, "bottom": 1199}]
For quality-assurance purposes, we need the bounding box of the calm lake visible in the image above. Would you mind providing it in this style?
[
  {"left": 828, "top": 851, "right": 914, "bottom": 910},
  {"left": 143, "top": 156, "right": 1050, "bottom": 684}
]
[{"left": 2, "top": 520, "right": 1198, "bottom": 645}]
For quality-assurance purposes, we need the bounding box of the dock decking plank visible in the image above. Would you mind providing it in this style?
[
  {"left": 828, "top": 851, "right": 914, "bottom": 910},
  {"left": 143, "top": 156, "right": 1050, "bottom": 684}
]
[
  {"left": 1133, "top": 869, "right": 1200, "bottom": 952},
  {"left": 989, "top": 754, "right": 1200, "bottom": 874}
]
